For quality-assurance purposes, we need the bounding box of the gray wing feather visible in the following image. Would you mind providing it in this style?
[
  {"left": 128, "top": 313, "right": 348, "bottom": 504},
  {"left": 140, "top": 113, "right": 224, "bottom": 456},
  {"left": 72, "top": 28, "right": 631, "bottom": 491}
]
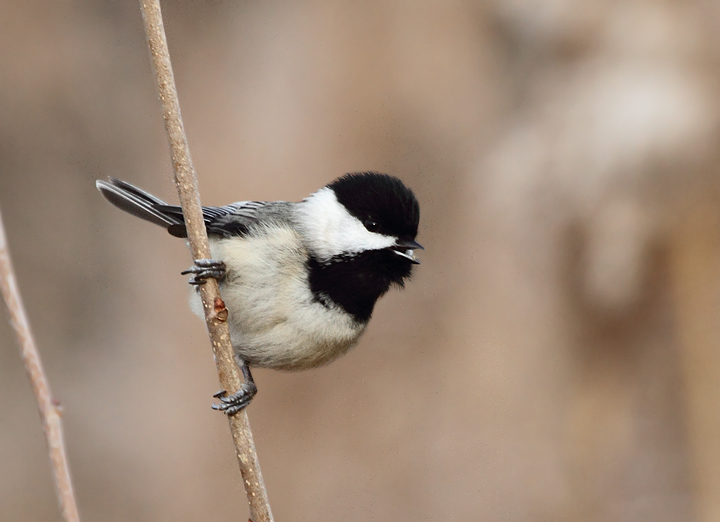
[
  {"left": 97, "top": 177, "right": 295, "bottom": 238},
  {"left": 96, "top": 178, "right": 182, "bottom": 228},
  {"left": 201, "top": 201, "right": 294, "bottom": 237}
]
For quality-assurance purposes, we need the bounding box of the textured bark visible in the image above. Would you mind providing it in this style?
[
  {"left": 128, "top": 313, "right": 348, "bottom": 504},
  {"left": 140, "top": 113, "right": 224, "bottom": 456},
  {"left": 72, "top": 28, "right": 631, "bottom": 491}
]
[
  {"left": 0, "top": 207, "right": 81, "bottom": 522},
  {"left": 138, "top": 2, "right": 273, "bottom": 520}
]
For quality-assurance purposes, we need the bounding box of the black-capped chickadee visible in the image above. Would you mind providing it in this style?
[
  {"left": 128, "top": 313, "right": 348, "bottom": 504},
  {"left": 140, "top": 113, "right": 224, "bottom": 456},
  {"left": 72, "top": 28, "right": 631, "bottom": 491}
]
[{"left": 96, "top": 172, "right": 422, "bottom": 414}]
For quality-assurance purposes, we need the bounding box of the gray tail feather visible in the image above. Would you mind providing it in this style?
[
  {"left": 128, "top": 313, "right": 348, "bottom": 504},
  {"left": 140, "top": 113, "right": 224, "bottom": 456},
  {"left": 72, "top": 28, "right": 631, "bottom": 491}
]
[{"left": 96, "top": 178, "right": 187, "bottom": 234}]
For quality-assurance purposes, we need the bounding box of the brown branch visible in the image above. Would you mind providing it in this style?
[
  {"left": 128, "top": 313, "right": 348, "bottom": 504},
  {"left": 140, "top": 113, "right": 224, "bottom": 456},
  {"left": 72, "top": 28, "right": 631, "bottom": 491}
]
[
  {"left": 0, "top": 207, "right": 81, "bottom": 522},
  {"left": 137, "top": 2, "right": 273, "bottom": 521}
]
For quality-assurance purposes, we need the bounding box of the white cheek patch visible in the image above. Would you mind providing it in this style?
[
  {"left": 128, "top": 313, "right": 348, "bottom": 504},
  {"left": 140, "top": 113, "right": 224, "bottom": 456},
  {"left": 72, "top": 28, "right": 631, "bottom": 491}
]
[{"left": 296, "top": 187, "right": 396, "bottom": 261}]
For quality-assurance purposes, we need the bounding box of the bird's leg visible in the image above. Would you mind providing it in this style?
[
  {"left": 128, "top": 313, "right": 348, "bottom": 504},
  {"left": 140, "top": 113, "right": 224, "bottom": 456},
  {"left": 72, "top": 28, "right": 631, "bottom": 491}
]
[
  {"left": 181, "top": 259, "right": 226, "bottom": 285},
  {"left": 212, "top": 356, "right": 257, "bottom": 415}
]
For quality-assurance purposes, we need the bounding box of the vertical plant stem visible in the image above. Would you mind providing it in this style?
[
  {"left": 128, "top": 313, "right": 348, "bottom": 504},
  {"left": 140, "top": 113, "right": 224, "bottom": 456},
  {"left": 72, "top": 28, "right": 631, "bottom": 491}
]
[
  {"left": 137, "top": 2, "right": 273, "bottom": 521},
  {"left": 0, "top": 207, "right": 80, "bottom": 522}
]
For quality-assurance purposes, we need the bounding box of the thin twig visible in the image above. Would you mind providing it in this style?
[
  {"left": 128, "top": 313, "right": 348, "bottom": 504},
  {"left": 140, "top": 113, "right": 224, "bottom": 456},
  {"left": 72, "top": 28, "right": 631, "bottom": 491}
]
[
  {"left": 0, "top": 207, "right": 81, "bottom": 522},
  {"left": 137, "top": 2, "right": 273, "bottom": 521}
]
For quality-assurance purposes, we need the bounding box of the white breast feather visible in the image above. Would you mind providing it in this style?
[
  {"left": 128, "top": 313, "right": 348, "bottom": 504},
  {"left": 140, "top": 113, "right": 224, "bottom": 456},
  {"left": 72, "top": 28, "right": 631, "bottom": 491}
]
[{"left": 189, "top": 223, "right": 366, "bottom": 370}]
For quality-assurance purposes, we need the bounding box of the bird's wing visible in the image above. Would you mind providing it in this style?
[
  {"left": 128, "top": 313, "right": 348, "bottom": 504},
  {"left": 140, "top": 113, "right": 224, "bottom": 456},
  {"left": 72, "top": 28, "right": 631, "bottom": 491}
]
[{"left": 156, "top": 201, "right": 293, "bottom": 238}]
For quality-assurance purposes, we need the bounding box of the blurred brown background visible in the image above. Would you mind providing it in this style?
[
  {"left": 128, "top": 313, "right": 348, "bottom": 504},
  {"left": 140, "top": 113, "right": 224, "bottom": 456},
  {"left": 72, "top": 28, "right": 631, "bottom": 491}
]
[{"left": 2, "top": 0, "right": 720, "bottom": 520}]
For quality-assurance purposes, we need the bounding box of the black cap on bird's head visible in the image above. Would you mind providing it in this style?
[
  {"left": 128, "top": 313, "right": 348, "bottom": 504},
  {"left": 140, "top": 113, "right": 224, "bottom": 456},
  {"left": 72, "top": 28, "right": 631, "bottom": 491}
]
[{"left": 328, "top": 172, "right": 420, "bottom": 246}]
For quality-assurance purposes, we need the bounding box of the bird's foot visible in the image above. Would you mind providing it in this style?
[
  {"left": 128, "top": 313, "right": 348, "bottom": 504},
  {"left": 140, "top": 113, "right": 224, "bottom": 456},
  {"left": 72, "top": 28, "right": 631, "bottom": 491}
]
[
  {"left": 212, "top": 383, "right": 257, "bottom": 415},
  {"left": 181, "top": 259, "right": 226, "bottom": 285}
]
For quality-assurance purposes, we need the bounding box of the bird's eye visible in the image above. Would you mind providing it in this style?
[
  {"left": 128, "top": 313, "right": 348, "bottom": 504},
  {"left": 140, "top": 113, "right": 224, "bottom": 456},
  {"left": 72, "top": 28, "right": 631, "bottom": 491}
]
[{"left": 363, "top": 218, "right": 380, "bottom": 232}]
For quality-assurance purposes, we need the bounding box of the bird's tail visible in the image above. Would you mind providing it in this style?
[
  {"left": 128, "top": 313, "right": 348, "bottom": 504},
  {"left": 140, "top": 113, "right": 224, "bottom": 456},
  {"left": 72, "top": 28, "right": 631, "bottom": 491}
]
[{"left": 96, "top": 177, "right": 188, "bottom": 237}]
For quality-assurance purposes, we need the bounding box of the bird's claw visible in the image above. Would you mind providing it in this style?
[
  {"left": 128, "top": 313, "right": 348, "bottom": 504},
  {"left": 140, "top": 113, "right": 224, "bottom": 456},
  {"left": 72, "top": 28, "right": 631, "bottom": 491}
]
[
  {"left": 212, "top": 383, "right": 257, "bottom": 415},
  {"left": 181, "top": 259, "right": 226, "bottom": 285}
]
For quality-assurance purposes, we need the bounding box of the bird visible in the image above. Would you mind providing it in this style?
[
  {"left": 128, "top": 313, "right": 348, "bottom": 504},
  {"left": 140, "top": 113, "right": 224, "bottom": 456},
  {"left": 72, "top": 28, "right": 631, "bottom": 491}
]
[{"left": 96, "top": 172, "right": 422, "bottom": 414}]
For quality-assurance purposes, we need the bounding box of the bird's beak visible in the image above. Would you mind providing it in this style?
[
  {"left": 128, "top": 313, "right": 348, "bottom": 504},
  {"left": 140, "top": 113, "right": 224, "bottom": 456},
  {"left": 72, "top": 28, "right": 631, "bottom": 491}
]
[{"left": 390, "top": 239, "right": 424, "bottom": 264}]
